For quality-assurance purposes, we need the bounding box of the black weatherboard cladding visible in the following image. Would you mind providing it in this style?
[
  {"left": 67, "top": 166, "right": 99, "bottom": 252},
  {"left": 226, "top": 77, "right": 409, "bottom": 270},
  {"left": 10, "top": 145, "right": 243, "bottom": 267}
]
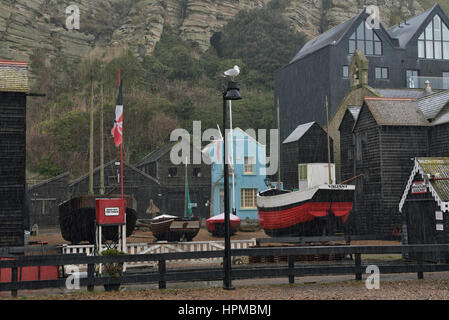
[{"left": 0, "top": 92, "right": 26, "bottom": 246}]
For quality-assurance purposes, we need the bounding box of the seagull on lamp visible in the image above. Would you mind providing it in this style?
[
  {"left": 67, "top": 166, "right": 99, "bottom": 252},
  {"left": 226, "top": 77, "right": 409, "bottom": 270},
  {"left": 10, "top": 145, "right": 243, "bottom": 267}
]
[{"left": 223, "top": 65, "right": 240, "bottom": 81}]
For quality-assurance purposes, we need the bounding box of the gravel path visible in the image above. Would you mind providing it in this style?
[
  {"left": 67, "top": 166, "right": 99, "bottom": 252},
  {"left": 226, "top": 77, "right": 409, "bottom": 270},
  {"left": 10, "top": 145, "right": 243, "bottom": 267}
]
[
  {"left": 3, "top": 274, "right": 449, "bottom": 300},
  {"left": 11, "top": 279, "right": 449, "bottom": 300}
]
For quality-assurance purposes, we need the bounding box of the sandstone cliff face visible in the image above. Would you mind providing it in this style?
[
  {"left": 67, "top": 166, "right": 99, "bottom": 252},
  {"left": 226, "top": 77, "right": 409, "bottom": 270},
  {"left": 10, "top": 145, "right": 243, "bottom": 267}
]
[
  {"left": 111, "top": 0, "right": 269, "bottom": 55},
  {"left": 0, "top": 0, "right": 120, "bottom": 61},
  {"left": 0, "top": 0, "right": 430, "bottom": 63}
]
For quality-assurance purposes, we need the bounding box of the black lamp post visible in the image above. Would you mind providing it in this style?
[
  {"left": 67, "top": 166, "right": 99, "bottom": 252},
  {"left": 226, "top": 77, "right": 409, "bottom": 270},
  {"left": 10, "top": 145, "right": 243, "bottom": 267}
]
[{"left": 222, "top": 81, "right": 241, "bottom": 290}]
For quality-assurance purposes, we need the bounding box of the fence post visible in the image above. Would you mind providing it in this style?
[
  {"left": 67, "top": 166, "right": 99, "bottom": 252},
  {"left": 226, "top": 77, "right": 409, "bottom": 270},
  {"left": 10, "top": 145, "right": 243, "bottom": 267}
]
[
  {"left": 288, "top": 255, "right": 295, "bottom": 284},
  {"left": 11, "top": 260, "right": 18, "bottom": 298},
  {"left": 87, "top": 263, "right": 95, "bottom": 292},
  {"left": 417, "top": 252, "right": 424, "bottom": 280},
  {"left": 355, "top": 253, "right": 362, "bottom": 281},
  {"left": 158, "top": 259, "right": 166, "bottom": 289}
]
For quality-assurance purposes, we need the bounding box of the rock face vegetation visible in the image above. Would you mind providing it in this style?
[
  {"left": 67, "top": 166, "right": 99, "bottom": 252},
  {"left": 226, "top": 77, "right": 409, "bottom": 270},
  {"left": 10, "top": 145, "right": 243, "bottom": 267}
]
[{"left": 0, "top": 0, "right": 444, "bottom": 180}]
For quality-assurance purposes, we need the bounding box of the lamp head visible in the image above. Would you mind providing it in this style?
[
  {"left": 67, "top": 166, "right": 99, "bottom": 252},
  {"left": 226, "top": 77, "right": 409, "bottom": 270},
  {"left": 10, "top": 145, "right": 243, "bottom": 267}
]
[{"left": 224, "top": 81, "right": 242, "bottom": 101}]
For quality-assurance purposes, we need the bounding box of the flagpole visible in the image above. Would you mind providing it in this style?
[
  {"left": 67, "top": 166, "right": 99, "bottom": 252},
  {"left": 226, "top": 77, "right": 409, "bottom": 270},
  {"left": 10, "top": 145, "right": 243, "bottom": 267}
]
[
  {"left": 184, "top": 157, "right": 187, "bottom": 217},
  {"left": 89, "top": 76, "right": 94, "bottom": 195},
  {"left": 119, "top": 69, "right": 124, "bottom": 200}
]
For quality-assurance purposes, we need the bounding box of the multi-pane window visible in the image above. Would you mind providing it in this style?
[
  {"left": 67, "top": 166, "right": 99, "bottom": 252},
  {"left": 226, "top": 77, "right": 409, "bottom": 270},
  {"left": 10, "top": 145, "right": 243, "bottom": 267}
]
[
  {"left": 375, "top": 67, "right": 389, "bottom": 79},
  {"left": 349, "top": 21, "right": 382, "bottom": 55},
  {"left": 343, "top": 66, "right": 349, "bottom": 78},
  {"left": 244, "top": 156, "right": 255, "bottom": 174},
  {"left": 406, "top": 70, "right": 419, "bottom": 88},
  {"left": 418, "top": 15, "right": 449, "bottom": 59},
  {"left": 241, "top": 188, "right": 257, "bottom": 209}
]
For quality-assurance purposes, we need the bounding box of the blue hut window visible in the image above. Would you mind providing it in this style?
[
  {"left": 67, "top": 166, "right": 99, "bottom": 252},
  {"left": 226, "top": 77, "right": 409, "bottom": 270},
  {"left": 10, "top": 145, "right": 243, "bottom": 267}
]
[
  {"left": 244, "top": 157, "right": 255, "bottom": 174},
  {"left": 241, "top": 189, "right": 257, "bottom": 209},
  {"left": 349, "top": 21, "right": 382, "bottom": 55}
]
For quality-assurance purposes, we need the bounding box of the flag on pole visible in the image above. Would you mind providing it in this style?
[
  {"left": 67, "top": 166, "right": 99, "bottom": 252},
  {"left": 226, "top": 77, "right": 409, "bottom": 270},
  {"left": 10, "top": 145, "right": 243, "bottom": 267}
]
[{"left": 111, "top": 79, "right": 123, "bottom": 147}]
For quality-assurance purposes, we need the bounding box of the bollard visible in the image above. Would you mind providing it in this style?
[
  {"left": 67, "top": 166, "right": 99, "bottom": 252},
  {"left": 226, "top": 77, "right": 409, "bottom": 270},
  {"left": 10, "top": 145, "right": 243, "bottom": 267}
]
[
  {"left": 417, "top": 253, "right": 424, "bottom": 280},
  {"left": 11, "top": 262, "right": 18, "bottom": 298},
  {"left": 355, "top": 253, "right": 362, "bottom": 281},
  {"left": 158, "top": 260, "right": 166, "bottom": 289},
  {"left": 87, "top": 263, "right": 95, "bottom": 292},
  {"left": 288, "top": 255, "right": 295, "bottom": 284}
]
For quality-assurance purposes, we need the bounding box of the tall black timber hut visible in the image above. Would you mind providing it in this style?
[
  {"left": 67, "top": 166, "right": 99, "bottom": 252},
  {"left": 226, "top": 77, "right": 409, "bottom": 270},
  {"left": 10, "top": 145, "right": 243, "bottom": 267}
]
[
  {"left": 135, "top": 141, "right": 211, "bottom": 220},
  {"left": 349, "top": 97, "right": 430, "bottom": 235},
  {"left": 0, "top": 60, "right": 29, "bottom": 246},
  {"left": 399, "top": 158, "right": 449, "bottom": 262},
  {"left": 281, "top": 122, "right": 334, "bottom": 190}
]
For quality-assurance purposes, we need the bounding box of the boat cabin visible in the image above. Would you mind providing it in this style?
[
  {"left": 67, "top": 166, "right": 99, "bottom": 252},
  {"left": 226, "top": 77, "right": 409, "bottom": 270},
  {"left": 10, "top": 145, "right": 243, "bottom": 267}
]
[{"left": 298, "top": 163, "right": 336, "bottom": 191}]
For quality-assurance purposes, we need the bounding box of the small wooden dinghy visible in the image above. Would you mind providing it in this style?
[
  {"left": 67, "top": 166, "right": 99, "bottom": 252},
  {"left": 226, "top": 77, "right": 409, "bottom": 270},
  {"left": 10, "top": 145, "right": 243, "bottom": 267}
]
[{"left": 150, "top": 214, "right": 200, "bottom": 242}]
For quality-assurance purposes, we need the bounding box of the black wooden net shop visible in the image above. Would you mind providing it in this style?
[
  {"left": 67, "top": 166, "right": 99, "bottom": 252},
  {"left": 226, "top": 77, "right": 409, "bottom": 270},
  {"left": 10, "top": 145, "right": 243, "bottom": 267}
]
[
  {"left": 0, "top": 60, "right": 29, "bottom": 247},
  {"left": 399, "top": 158, "right": 449, "bottom": 262}
]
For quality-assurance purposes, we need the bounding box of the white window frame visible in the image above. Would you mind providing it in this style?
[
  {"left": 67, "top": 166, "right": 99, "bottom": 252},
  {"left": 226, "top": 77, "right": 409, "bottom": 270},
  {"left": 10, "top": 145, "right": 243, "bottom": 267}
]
[
  {"left": 240, "top": 188, "right": 257, "bottom": 209},
  {"left": 244, "top": 156, "right": 255, "bottom": 174}
]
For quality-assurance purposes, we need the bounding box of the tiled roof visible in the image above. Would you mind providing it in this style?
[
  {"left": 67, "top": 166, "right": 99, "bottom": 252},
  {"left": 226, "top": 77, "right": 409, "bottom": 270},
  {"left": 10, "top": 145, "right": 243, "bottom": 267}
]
[
  {"left": 416, "top": 90, "right": 449, "bottom": 120},
  {"left": 417, "top": 157, "right": 449, "bottom": 202},
  {"left": 283, "top": 121, "right": 316, "bottom": 144},
  {"left": 289, "top": 11, "right": 365, "bottom": 63},
  {"left": 0, "top": 60, "right": 29, "bottom": 93},
  {"left": 387, "top": 4, "right": 437, "bottom": 48},
  {"left": 375, "top": 88, "right": 429, "bottom": 100},
  {"left": 364, "top": 98, "right": 429, "bottom": 126},
  {"left": 288, "top": 3, "right": 443, "bottom": 65},
  {"left": 136, "top": 140, "right": 210, "bottom": 167},
  {"left": 28, "top": 172, "right": 70, "bottom": 190},
  {"left": 70, "top": 159, "right": 160, "bottom": 186},
  {"left": 432, "top": 105, "right": 449, "bottom": 125},
  {"left": 135, "top": 143, "right": 176, "bottom": 167}
]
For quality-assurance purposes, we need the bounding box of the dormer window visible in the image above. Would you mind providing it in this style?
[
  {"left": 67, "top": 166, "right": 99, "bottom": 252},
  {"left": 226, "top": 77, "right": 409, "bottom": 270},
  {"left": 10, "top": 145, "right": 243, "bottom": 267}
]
[
  {"left": 418, "top": 15, "right": 449, "bottom": 60},
  {"left": 349, "top": 21, "right": 383, "bottom": 56}
]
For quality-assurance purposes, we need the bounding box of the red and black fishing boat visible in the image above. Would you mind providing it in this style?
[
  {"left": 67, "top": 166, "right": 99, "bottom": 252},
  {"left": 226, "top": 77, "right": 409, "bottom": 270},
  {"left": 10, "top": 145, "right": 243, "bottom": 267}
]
[
  {"left": 258, "top": 97, "right": 357, "bottom": 237},
  {"left": 257, "top": 184, "right": 355, "bottom": 237}
]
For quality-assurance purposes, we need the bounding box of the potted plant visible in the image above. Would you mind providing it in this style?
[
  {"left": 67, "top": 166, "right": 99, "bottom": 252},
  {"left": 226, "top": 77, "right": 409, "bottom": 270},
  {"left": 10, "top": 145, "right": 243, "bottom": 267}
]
[{"left": 101, "top": 248, "right": 125, "bottom": 292}]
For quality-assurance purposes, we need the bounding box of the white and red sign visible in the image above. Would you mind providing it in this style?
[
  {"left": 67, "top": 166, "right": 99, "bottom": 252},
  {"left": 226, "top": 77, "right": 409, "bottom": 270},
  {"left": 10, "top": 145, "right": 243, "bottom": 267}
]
[{"left": 411, "top": 181, "right": 427, "bottom": 194}]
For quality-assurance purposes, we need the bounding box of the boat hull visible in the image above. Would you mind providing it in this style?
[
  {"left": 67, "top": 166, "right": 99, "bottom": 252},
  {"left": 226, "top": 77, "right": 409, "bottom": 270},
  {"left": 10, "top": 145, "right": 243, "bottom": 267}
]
[
  {"left": 59, "top": 195, "right": 137, "bottom": 244},
  {"left": 151, "top": 216, "right": 200, "bottom": 242},
  {"left": 257, "top": 185, "right": 355, "bottom": 237},
  {"left": 206, "top": 221, "right": 240, "bottom": 237}
]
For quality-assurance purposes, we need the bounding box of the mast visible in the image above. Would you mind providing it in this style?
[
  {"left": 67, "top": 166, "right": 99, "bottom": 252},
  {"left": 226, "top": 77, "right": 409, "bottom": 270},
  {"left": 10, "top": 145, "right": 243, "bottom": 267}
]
[
  {"left": 88, "top": 77, "right": 94, "bottom": 195},
  {"left": 277, "top": 97, "right": 281, "bottom": 190},
  {"left": 99, "top": 83, "right": 105, "bottom": 195},
  {"left": 325, "top": 96, "right": 333, "bottom": 185},
  {"left": 184, "top": 157, "right": 188, "bottom": 217}
]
